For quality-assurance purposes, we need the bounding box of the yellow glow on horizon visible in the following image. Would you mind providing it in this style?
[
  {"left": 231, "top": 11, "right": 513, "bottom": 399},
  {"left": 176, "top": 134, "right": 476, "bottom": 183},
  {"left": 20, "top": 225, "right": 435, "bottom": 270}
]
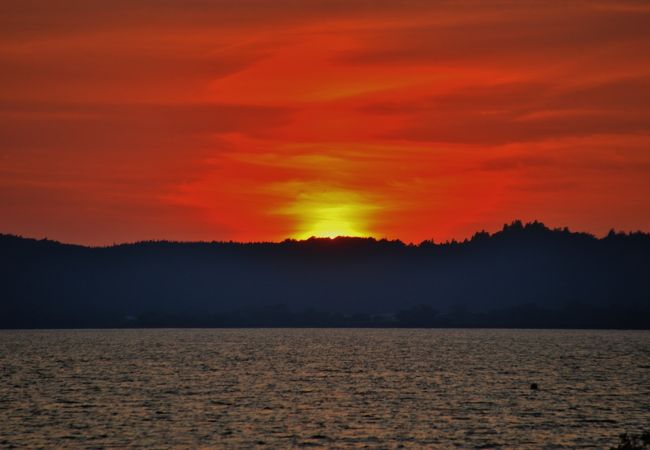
[
  {"left": 293, "top": 202, "right": 370, "bottom": 239},
  {"left": 273, "top": 183, "right": 379, "bottom": 240}
]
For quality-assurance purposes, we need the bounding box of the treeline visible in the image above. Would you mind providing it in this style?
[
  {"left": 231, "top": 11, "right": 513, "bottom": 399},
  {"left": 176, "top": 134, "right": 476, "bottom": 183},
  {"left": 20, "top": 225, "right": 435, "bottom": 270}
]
[{"left": 1, "top": 221, "right": 649, "bottom": 329}]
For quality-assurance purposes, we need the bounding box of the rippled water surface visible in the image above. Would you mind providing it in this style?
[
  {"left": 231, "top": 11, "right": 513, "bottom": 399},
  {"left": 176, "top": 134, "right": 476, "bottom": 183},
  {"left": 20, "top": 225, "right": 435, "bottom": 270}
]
[{"left": 0, "top": 329, "right": 648, "bottom": 448}]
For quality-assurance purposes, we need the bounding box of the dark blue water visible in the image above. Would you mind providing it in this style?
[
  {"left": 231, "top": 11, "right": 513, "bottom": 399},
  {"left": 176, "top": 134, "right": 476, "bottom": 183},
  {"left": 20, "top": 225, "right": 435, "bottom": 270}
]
[{"left": 1, "top": 329, "right": 648, "bottom": 448}]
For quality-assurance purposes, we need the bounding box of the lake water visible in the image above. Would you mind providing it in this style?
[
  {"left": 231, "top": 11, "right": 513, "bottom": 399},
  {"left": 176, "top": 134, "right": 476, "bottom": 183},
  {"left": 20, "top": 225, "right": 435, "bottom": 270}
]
[{"left": 0, "top": 329, "right": 648, "bottom": 448}]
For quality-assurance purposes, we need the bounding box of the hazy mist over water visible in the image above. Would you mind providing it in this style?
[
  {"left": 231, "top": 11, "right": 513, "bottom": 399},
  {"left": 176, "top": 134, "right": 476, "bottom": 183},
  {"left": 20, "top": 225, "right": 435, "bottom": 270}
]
[{"left": 1, "top": 329, "right": 648, "bottom": 448}]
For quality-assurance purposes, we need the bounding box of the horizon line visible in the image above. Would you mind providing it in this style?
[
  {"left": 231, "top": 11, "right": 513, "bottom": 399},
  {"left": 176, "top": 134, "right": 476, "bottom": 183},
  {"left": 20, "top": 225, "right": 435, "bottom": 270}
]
[{"left": 2, "top": 220, "right": 649, "bottom": 249}]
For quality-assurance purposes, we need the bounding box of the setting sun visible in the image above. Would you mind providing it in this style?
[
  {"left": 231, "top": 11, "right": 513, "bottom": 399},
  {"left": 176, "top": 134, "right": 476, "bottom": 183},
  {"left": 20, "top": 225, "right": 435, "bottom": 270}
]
[{"left": 275, "top": 185, "right": 378, "bottom": 239}]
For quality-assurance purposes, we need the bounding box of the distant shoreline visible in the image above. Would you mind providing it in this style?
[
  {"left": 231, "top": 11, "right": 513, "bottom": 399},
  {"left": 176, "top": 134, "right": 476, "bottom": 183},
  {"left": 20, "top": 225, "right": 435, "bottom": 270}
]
[{"left": 3, "top": 221, "right": 649, "bottom": 330}]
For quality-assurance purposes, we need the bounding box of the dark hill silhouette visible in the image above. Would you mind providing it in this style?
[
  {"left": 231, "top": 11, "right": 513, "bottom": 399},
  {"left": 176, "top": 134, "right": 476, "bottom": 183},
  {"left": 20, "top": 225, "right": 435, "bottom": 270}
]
[{"left": 1, "top": 221, "right": 649, "bottom": 328}]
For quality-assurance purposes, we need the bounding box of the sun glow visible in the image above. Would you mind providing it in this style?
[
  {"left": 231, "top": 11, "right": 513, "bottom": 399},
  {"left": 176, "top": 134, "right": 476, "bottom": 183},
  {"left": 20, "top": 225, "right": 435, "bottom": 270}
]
[
  {"left": 275, "top": 184, "right": 379, "bottom": 240},
  {"left": 294, "top": 203, "right": 369, "bottom": 239}
]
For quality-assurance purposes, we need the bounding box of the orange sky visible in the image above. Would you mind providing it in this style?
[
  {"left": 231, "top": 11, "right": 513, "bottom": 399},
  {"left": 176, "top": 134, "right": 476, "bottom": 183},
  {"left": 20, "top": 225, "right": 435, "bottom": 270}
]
[{"left": 1, "top": 0, "right": 649, "bottom": 244}]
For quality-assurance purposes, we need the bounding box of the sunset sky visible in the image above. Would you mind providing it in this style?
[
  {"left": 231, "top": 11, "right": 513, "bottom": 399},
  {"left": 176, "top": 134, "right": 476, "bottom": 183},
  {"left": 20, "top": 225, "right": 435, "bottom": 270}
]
[{"left": 1, "top": 0, "right": 649, "bottom": 244}]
